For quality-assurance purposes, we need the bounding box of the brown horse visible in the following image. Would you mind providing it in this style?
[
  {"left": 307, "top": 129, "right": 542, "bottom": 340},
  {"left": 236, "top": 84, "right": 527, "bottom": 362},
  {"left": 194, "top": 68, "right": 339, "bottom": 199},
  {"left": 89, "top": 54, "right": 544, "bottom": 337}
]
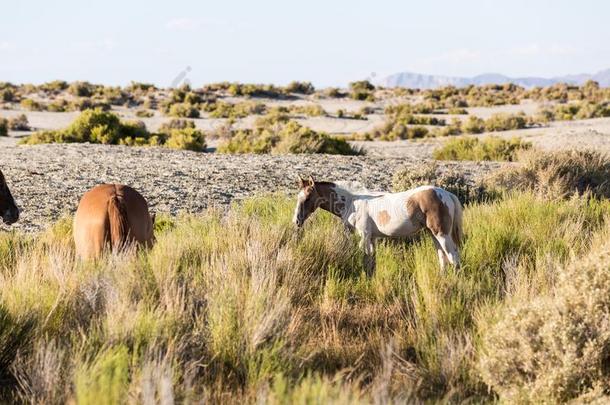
[
  {"left": 73, "top": 184, "right": 155, "bottom": 260},
  {"left": 0, "top": 169, "right": 19, "bottom": 225}
]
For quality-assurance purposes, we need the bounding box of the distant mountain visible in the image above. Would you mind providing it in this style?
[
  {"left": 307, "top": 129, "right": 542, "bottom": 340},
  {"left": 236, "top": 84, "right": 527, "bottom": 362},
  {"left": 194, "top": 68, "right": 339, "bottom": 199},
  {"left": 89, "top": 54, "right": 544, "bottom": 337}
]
[{"left": 380, "top": 69, "right": 610, "bottom": 89}]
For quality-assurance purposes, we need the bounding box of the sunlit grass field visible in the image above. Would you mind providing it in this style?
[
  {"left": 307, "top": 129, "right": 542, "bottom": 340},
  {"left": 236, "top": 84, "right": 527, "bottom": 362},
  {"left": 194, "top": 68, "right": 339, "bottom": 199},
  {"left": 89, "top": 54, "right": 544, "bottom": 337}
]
[{"left": 0, "top": 193, "right": 609, "bottom": 403}]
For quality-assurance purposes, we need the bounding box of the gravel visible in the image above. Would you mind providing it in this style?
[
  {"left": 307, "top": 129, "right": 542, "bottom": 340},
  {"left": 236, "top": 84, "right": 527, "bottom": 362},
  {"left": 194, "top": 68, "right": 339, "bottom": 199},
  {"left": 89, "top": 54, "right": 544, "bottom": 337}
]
[{"left": 0, "top": 144, "right": 504, "bottom": 232}]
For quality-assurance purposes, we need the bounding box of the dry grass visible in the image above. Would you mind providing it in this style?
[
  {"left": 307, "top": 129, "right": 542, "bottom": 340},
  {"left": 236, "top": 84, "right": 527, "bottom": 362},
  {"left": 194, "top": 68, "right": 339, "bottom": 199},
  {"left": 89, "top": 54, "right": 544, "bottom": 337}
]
[
  {"left": 488, "top": 149, "right": 610, "bottom": 199},
  {"left": 392, "top": 162, "right": 496, "bottom": 204},
  {"left": 478, "top": 231, "right": 610, "bottom": 403},
  {"left": 0, "top": 192, "right": 609, "bottom": 403}
]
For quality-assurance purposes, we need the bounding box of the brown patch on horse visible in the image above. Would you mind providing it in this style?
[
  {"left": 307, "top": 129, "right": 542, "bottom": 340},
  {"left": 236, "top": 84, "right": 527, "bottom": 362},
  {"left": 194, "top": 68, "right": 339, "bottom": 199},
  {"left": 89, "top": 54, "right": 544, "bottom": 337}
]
[
  {"left": 406, "top": 189, "right": 452, "bottom": 236},
  {"left": 74, "top": 184, "right": 154, "bottom": 260},
  {"left": 377, "top": 210, "right": 391, "bottom": 226}
]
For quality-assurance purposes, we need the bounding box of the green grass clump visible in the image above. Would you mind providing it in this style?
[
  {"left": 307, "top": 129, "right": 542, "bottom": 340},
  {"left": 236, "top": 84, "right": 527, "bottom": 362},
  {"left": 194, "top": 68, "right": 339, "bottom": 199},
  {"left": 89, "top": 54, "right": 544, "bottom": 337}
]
[
  {"left": 433, "top": 136, "right": 532, "bottom": 161},
  {"left": 205, "top": 101, "right": 266, "bottom": 119},
  {"left": 462, "top": 116, "right": 485, "bottom": 134},
  {"left": 217, "top": 120, "right": 360, "bottom": 155},
  {"left": 349, "top": 80, "right": 375, "bottom": 101},
  {"left": 0, "top": 192, "right": 608, "bottom": 402},
  {"left": 67, "top": 81, "right": 94, "bottom": 97},
  {"left": 167, "top": 102, "right": 200, "bottom": 118},
  {"left": 20, "top": 99, "right": 44, "bottom": 111},
  {"left": 483, "top": 113, "right": 527, "bottom": 132},
  {"left": 20, "top": 110, "right": 206, "bottom": 151},
  {"left": 163, "top": 127, "right": 207, "bottom": 151},
  {"left": 284, "top": 81, "right": 315, "bottom": 94}
]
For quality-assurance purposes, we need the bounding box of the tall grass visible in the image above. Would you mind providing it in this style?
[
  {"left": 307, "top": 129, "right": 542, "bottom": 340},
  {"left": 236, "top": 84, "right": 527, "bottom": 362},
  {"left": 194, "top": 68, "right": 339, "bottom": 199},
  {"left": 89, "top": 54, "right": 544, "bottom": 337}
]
[{"left": 0, "top": 193, "right": 608, "bottom": 402}]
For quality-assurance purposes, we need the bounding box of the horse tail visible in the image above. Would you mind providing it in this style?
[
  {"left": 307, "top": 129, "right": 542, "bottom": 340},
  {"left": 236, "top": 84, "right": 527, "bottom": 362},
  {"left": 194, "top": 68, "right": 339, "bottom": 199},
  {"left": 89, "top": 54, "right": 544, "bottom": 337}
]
[
  {"left": 107, "top": 194, "right": 130, "bottom": 252},
  {"left": 450, "top": 193, "right": 464, "bottom": 247}
]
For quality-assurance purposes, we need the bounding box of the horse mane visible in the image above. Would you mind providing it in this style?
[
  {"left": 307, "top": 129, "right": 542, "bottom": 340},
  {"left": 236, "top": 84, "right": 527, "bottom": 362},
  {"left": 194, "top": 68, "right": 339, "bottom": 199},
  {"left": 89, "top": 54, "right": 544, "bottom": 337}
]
[{"left": 330, "top": 181, "right": 384, "bottom": 196}]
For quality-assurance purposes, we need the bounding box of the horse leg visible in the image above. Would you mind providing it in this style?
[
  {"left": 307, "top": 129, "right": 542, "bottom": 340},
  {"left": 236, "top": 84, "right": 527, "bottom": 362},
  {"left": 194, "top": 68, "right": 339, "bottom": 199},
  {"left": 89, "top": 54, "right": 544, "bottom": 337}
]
[
  {"left": 433, "top": 233, "right": 460, "bottom": 269},
  {"left": 432, "top": 237, "right": 448, "bottom": 271},
  {"left": 359, "top": 232, "right": 376, "bottom": 276}
]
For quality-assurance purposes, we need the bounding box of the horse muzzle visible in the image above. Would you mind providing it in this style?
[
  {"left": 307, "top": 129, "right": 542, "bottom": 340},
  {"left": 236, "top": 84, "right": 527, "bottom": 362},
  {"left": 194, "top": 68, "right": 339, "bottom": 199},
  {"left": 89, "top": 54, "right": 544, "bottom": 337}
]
[{"left": 2, "top": 208, "right": 19, "bottom": 225}]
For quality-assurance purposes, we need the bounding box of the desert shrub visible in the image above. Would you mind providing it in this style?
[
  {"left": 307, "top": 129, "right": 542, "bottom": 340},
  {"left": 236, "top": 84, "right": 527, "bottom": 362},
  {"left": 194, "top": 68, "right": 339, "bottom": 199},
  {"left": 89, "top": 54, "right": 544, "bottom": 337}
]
[
  {"left": 548, "top": 101, "right": 610, "bottom": 121},
  {"left": 324, "top": 87, "right": 346, "bottom": 98},
  {"left": 0, "top": 88, "right": 15, "bottom": 102},
  {"left": 478, "top": 239, "right": 610, "bottom": 403},
  {"left": 21, "top": 110, "right": 208, "bottom": 152},
  {"left": 533, "top": 107, "right": 555, "bottom": 123},
  {"left": 218, "top": 120, "right": 360, "bottom": 155},
  {"left": 22, "top": 110, "right": 138, "bottom": 145},
  {"left": 527, "top": 81, "right": 610, "bottom": 103},
  {"left": 336, "top": 109, "right": 345, "bottom": 118},
  {"left": 69, "top": 98, "right": 110, "bottom": 112},
  {"left": 289, "top": 104, "right": 326, "bottom": 117},
  {"left": 159, "top": 119, "right": 195, "bottom": 133},
  {"left": 437, "top": 118, "right": 464, "bottom": 136},
  {"left": 101, "top": 87, "right": 128, "bottom": 106},
  {"left": 447, "top": 107, "right": 468, "bottom": 115},
  {"left": 226, "top": 83, "right": 283, "bottom": 98},
  {"left": 205, "top": 101, "right": 266, "bottom": 119},
  {"left": 461, "top": 116, "right": 485, "bottom": 134},
  {"left": 349, "top": 80, "right": 375, "bottom": 101},
  {"left": 284, "top": 81, "right": 315, "bottom": 94},
  {"left": 39, "top": 80, "right": 68, "bottom": 93},
  {"left": 392, "top": 162, "right": 495, "bottom": 204},
  {"left": 385, "top": 103, "right": 440, "bottom": 116},
  {"left": 164, "top": 127, "right": 207, "bottom": 151},
  {"left": 8, "top": 114, "right": 29, "bottom": 131},
  {"left": 433, "top": 136, "right": 531, "bottom": 162},
  {"left": 365, "top": 120, "right": 430, "bottom": 140},
  {"left": 135, "top": 109, "right": 154, "bottom": 118},
  {"left": 488, "top": 150, "right": 610, "bottom": 199},
  {"left": 0, "top": 118, "right": 7, "bottom": 136},
  {"left": 253, "top": 110, "right": 291, "bottom": 129},
  {"left": 126, "top": 82, "right": 156, "bottom": 94},
  {"left": 168, "top": 103, "right": 200, "bottom": 118},
  {"left": 46, "top": 99, "right": 68, "bottom": 112},
  {"left": 20, "top": 99, "right": 44, "bottom": 112},
  {"left": 484, "top": 113, "right": 527, "bottom": 132},
  {"left": 67, "top": 81, "right": 94, "bottom": 97}
]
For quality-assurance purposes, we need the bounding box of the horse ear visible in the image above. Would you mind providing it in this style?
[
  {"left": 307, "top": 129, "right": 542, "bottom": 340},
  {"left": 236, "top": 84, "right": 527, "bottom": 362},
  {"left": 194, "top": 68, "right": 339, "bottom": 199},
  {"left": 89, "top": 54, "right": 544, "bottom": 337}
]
[
  {"left": 307, "top": 175, "right": 315, "bottom": 187},
  {"left": 297, "top": 175, "right": 306, "bottom": 188}
]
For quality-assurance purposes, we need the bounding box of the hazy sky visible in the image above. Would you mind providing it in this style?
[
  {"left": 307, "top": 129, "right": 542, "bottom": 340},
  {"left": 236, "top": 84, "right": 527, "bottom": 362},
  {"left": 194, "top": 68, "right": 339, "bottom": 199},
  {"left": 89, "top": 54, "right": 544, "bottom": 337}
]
[{"left": 1, "top": 0, "right": 609, "bottom": 87}]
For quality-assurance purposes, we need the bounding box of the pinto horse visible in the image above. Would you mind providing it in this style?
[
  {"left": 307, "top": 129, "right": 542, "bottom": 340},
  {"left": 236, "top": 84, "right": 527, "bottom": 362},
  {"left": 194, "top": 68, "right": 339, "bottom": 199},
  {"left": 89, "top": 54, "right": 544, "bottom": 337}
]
[
  {"left": 0, "top": 169, "right": 19, "bottom": 225},
  {"left": 73, "top": 184, "right": 155, "bottom": 260},
  {"left": 293, "top": 176, "right": 463, "bottom": 274}
]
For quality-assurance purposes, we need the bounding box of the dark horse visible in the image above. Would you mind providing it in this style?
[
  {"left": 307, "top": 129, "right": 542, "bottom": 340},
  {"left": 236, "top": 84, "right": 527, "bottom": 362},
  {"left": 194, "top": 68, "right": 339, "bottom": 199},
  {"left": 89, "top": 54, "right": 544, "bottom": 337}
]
[{"left": 0, "top": 169, "right": 19, "bottom": 225}]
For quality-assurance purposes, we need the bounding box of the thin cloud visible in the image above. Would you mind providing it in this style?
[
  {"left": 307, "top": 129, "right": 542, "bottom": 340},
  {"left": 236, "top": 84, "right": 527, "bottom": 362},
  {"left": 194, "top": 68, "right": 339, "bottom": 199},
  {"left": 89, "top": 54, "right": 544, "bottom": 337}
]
[
  {"left": 70, "top": 39, "right": 116, "bottom": 53},
  {"left": 0, "top": 41, "right": 15, "bottom": 51},
  {"left": 165, "top": 18, "right": 202, "bottom": 32},
  {"left": 506, "top": 43, "right": 577, "bottom": 57}
]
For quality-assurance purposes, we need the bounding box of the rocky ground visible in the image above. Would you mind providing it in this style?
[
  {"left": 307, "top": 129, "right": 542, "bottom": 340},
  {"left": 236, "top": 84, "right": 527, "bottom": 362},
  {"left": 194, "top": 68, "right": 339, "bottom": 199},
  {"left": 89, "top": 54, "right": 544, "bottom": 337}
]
[{"left": 0, "top": 143, "right": 504, "bottom": 232}]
